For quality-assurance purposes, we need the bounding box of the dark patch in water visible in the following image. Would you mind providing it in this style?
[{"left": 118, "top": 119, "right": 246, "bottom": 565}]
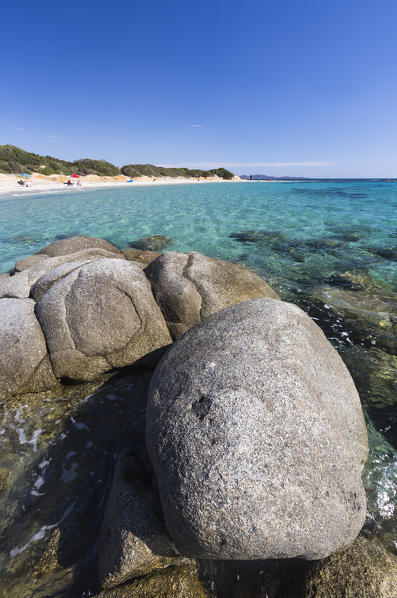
[
  {"left": 369, "top": 246, "right": 397, "bottom": 261},
  {"left": 292, "top": 187, "right": 368, "bottom": 199}
]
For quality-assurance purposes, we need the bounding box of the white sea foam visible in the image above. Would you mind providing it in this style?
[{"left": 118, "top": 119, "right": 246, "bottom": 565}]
[
  {"left": 16, "top": 428, "right": 42, "bottom": 452},
  {"left": 10, "top": 502, "right": 75, "bottom": 558}
]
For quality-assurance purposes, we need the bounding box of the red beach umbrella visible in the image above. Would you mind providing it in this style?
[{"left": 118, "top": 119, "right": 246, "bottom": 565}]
[{"left": 70, "top": 174, "right": 80, "bottom": 178}]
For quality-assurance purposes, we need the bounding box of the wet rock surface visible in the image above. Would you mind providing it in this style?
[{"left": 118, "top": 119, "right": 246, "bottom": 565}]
[
  {"left": 94, "top": 563, "right": 207, "bottom": 598},
  {"left": 311, "top": 282, "right": 397, "bottom": 355},
  {"left": 289, "top": 534, "right": 397, "bottom": 598},
  {"left": 98, "top": 450, "right": 190, "bottom": 589},
  {"left": 147, "top": 298, "right": 368, "bottom": 560},
  {"left": 0, "top": 369, "right": 151, "bottom": 597}
]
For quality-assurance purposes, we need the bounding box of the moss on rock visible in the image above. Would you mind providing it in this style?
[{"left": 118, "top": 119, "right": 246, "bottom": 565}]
[
  {"left": 300, "top": 535, "right": 397, "bottom": 598},
  {"left": 95, "top": 564, "right": 207, "bottom": 597}
]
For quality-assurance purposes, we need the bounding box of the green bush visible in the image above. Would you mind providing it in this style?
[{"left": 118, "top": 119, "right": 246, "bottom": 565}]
[
  {"left": 73, "top": 159, "right": 120, "bottom": 176},
  {"left": 39, "top": 166, "right": 57, "bottom": 176}
]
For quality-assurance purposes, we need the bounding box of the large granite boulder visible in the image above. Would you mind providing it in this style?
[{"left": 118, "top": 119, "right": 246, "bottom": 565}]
[
  {"left": 98, "top": 450, "right": 191, "bottom": 589},
  {"left": 35, "top": 258, "right": 172, "bottom": 381},
  {"left": 0, "top": 299, "right": 57, "bottom": 401},
  {"left": 145, "top": 251, "right": 279, "bottom": 339},
  {"left": 146, "top": 298, "right": 368, "bottom": 560}
]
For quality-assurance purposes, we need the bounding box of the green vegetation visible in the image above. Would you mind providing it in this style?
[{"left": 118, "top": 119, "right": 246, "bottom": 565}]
[
  {"left": 0, "top": 145, "right": 76, "bottom": 175},
  {"left": 73, "top": 159, "right": 120, "bottom": 176},
  {"left": 121, "top": 164, "right": 234, "bottom": 180},
  {"left": 0, "top": 145, "right": 235, "bottom": 179}
]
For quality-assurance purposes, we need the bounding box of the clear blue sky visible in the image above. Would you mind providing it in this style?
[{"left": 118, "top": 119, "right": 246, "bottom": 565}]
[{"left": 1, "top": 0, "right": 396, "bottom": 177}]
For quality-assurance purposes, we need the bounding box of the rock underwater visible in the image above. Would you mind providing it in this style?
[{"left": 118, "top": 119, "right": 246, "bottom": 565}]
[{"left": 146, "top": 298, "right": 368, "bottom": 560}]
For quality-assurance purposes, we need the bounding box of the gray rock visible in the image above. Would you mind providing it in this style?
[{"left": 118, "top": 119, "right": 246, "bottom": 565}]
[
  {"left": 98, "top": 450, "right": 189, "bottom": 589},
  {"left": 15, "top": 253, "right": 49, "bottom": 272},
  {"left": 0, "top": 271, "right": 30, "bottom": 298},
  {"left": 3, "top": 249, "right": 125, "bottom": 299},
  {"left": 146, "top": 298, "right": 368, "bottom": 560},
  {"left": 0, "top": 272, "right": 11, "bottom": 280},
  {"left": 36, "top": 258, "right": 172, "bottom": 381},
  {"left": 35, "top": 235, "right": 120, "bottom": 257},
  {"left": 31, "top": 259, "right": 103, "bottom": 301},
  {"left": 145, "top": 251, "right": 279, "bottom": 339},
  {"left": 27, "top": 248, "right": 123, "bottom": 283},
  {"left": 0, "top": 299, "right": 57, "bottom": 402}
]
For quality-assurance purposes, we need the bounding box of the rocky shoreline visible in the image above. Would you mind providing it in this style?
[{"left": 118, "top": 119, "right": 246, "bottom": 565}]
[{"left": 0, "top": 236, "right": 396, "bottom": 597}]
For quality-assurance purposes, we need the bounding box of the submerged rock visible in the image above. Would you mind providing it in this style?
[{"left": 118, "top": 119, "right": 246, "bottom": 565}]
[
  {"left": 296, "top": 535, "right": 397, "bottom": 598},
  {"left": 145, "top": 251, "right": 279, "bottom": 339},
  {"left": 311, "top": 283, "right": 397, "bottom": 354},
  {"left": 342, "top": 345, "right": 397, "bottom": 409},
  {"left": 35, "top": 258, "right": 171, "bottom": 382},
  {"left": 98, "top": 450, "right": 190, "bottom": 590},
  {"left": 369, "top": 246, "right": 397, "bottom": 261},
  {"left": 0, "top": 298, "right": 57, "bottom": 402},
  {"left": 147, "top": 298, "right": 368, "bottom": 560},
  {"left": 129, "top": 235, "right": 173, "bottom": 251}
]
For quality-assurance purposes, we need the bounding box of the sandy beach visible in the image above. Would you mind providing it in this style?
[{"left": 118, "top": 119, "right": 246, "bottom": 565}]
[{"left": 0, "top": 172, "right": 242, "bottom": 198}]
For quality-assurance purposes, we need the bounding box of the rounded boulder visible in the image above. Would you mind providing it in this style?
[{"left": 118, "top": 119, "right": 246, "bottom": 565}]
[{"left": 146, "top": 298, "right": 368, "bottom": 560}]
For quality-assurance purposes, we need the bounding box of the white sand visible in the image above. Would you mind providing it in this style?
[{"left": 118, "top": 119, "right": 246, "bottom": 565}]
[{"left": 0, "top": 173, "right": 243, "bottom": 198}]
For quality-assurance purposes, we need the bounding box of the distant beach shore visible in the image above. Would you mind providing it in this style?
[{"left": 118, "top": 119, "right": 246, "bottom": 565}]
[{"left": 0, "top": 172, "right": 243, "bottom": 198}]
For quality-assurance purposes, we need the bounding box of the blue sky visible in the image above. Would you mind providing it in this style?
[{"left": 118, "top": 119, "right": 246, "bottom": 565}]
[{"left": 1, "top": 0, "right": 396, "bottom": 177}]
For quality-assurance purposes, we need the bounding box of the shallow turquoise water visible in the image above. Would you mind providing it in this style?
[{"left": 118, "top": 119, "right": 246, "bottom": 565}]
[
  {"left": 0, "top": 181, "right": 396, "bottom": 290},
  {"left": 0, "top": 181, "right": 396, "bottom": 595}
]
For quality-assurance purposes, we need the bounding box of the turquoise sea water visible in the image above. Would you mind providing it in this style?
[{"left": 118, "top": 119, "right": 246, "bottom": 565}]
[
  {"left": 0, "top": 181, "right": 396, "bottom": 596},
  {"left": 0, "top": 181, "right": 396, "bottom": 288}
]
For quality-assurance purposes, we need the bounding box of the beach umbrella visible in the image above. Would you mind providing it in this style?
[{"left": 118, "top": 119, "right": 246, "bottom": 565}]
[
  {"left": 70, "top": 174, "right": 80, "bottom": 178},
  {"left": 20, "top": 173, "right": 31, "bottom": 177}
]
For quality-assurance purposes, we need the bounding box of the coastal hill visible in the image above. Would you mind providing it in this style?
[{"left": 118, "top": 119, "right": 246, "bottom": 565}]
[{"left": 0, "top": 145, "right": 234, "bottom": 180}]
